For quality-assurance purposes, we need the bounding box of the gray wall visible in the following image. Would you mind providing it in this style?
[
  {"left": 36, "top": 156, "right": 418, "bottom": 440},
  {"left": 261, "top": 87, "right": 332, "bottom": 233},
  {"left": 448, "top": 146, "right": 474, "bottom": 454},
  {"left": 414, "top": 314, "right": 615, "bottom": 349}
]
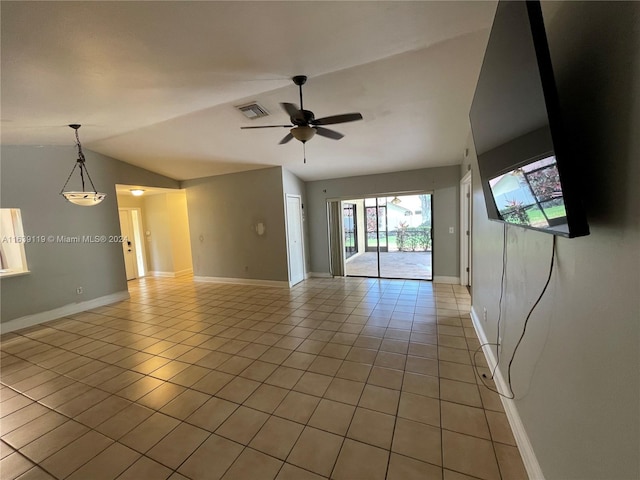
[
  {"left": 282, "top": 168, "right": 311, "bottom": 275},
  {"left": 468, "top": 2, "right": 639, "bottom": 478},
  {"left": 0, "top": 145, "right": 179, "bottom": 322},
  {"left": 306, "top": 166, "right": 461, "bottom": 278},
  {"left": 183, "top": 166, "right": 289, "bottom": 282}
]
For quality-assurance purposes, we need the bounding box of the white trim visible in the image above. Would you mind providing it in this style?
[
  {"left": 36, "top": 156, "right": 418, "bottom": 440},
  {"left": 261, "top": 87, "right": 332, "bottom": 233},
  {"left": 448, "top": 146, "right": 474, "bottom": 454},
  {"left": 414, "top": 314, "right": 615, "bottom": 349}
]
[
  {"left": 308, "top": 272, "right": 332, "bottom": 278},
  {"left": 285, "top": 194, "right": 306, "bottom": 287},
  {"left": 0, "top": 291, "right": 130, "bottom": 334},
  {"left": 433, "top": 276, "right": 460, "bottom": 284},
  {"left": 470, "top": 306, "right": 546, "bottom": 480},
  {"left": 460, "top": 171, "right": 472, "bottom": 287},
  {"left": 148, "top": 269, "right": 193, "bottom": 278},
  {"left": 193, "top": 276, "right": 288, "bottom": 288}
]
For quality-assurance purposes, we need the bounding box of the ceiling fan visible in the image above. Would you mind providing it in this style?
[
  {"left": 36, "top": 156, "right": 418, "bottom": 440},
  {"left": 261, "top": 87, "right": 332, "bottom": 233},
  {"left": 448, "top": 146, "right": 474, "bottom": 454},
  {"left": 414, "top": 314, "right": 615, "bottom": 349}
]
[{"left": 241, "top": 75, "right": 363, "bottom": 162}]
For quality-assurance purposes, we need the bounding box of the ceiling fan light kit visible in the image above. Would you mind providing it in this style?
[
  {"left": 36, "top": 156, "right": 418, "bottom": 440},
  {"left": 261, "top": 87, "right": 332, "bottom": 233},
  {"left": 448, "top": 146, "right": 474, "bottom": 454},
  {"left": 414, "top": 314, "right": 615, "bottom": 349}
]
[{"left": 241, "top": 75, "right": 363, "bottom": 163}]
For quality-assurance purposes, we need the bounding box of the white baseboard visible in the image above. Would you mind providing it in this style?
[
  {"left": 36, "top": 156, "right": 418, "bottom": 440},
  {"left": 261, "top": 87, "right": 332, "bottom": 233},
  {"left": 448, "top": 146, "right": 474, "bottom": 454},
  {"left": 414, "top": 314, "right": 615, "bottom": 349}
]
[
  {"left": 470, "top": 306, "right": 545, "bottom": 480},
  {"left": 308, "top": 272, "right": 332, "bottom": 278},
  {"left": 0, "top": 291, "right": 130, "bottom": 334},
  {"left": 148, "top": 269, "right": 193, "bottom": 278},
  {"left": 193, "top": 276, "right": 289, "bottom": 288},
  {"left": 433, "top": 275, "right": 460, "bottom": 284}
]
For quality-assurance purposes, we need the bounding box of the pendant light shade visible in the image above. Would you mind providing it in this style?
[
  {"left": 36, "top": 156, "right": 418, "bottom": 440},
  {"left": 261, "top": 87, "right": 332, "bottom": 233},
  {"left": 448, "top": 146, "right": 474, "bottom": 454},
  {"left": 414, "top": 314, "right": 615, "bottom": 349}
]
[
  {"left": 290, "top": 126, "right": 316, "bottom": 143},
  {"left": 60, "top": 124, "right": 106, "bottom": 206}
]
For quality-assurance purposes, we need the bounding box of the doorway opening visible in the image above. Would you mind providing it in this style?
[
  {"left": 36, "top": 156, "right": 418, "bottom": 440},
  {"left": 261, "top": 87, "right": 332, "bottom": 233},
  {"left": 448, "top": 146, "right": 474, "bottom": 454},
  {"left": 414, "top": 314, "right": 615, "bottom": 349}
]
[
  {"left": 337, "top": 194, "right": 432, "bottom": 280},
  {"left": 118, "top": 208, "right": 146, "bottom": 280}
]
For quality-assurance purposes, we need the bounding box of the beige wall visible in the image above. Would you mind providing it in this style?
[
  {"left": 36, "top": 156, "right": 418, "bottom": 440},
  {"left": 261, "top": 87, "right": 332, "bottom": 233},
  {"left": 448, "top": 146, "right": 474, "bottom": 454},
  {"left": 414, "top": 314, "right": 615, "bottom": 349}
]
[
  {"left": 184, "top": 167, "right": 289, "bottom": 282},
  {"left": 167, "top": 192, "right": 193, "bottom": 274}
]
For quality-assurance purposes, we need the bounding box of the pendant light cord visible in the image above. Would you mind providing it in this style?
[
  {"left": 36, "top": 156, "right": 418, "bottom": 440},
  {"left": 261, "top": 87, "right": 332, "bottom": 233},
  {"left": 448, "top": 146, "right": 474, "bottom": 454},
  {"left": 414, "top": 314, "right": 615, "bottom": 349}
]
[{"left": 60, "top": 126, "right": 99, "bottom": 194}]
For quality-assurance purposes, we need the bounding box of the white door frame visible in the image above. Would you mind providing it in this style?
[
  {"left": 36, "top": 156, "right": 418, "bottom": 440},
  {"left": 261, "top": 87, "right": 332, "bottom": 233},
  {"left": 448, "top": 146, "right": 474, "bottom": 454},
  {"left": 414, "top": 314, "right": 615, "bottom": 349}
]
[
  {"left": 285, "top": 194, "right": 305, "bottom": 287},
  {"left": 460, "top": 171, "right": 472, "bottom": 287}
]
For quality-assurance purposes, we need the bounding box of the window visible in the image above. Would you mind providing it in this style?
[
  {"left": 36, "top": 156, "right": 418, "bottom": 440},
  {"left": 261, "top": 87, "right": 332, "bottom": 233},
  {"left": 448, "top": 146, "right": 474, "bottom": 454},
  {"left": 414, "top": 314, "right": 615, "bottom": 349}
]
[{"left": 0, "top": 209, "right": 29, "bottom": 277}]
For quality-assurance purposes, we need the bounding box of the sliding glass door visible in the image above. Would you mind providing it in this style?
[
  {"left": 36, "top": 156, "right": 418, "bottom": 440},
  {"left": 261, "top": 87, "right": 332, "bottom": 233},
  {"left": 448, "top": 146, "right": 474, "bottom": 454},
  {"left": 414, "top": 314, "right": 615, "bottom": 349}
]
[{"left": 341, "top": 193, "right": 432, "bottom": 280}]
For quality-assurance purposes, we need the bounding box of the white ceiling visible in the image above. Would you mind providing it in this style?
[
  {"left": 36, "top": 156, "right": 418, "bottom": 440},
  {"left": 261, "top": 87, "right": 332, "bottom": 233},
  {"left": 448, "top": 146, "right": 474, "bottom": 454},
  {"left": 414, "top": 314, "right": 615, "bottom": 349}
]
[{"left": 1, "top": 1, "right": 497, "bottom": 182}]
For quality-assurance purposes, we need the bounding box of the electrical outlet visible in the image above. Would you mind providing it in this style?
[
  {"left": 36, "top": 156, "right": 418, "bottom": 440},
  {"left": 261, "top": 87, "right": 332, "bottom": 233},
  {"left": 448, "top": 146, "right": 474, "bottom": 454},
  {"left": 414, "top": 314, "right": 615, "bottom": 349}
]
[
  {"left": 483, "top": 307, "right": 487, "bottom": 322},
  {"left": 76, "top": 287, "right": 83, "bottom": 295}
]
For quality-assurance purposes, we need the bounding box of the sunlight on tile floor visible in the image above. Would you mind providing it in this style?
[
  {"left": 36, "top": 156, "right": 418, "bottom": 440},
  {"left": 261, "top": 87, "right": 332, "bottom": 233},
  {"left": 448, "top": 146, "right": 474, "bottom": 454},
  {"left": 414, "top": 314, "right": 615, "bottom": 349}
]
[{"left": 0, "top": 276, "right": 527, "bottom": 479}]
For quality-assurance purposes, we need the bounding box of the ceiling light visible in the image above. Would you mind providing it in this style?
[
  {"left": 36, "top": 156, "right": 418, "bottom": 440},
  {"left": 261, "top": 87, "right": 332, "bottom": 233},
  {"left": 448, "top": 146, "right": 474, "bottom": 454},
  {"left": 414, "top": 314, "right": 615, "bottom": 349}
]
[
  {"left": 130, "top": 189, "right": 145, "bottom": 196},
  {"left": 60, "top": 125, "right": 106, "bottom": 206},
  {"left": 290, "top": 126, "right": 316, "bottom": 143},
  {"left": 391, "top": 196, "right": 402, "bottom": 205}
]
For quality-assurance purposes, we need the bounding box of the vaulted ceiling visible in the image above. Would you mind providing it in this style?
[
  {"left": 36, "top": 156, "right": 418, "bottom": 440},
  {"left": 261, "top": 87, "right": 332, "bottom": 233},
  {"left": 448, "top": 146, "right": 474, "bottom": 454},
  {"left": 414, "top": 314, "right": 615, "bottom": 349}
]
[{"left": 1, "top": 1, "right": 497, "bottom": 181}]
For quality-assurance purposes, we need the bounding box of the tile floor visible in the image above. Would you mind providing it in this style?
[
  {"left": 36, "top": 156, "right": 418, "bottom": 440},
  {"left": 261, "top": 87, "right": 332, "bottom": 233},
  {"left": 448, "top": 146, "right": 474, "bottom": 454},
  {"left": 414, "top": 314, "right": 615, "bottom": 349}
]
[{"left": 0, "top": 276, "right": 528, "bottom": 480}]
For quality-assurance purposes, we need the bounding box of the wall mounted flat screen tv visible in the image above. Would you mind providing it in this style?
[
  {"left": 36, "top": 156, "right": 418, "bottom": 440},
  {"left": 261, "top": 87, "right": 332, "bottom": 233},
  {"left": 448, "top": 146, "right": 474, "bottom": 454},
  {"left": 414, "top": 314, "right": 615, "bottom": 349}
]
[{"left": 469, "top": 0, "right": 589, "bottom": 238}]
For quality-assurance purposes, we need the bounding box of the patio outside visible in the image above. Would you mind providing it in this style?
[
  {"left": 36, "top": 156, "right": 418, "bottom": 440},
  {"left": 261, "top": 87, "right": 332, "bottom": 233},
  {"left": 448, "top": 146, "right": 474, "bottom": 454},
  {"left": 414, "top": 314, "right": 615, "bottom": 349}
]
[{"left": 343, "top": 194, "right": 432, "bottom": 280}]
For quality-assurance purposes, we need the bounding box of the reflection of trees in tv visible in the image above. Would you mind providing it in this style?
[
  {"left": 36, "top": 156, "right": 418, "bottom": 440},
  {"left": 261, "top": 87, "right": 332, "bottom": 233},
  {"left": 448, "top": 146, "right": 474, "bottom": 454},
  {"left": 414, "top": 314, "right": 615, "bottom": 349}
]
[{"left": 501, "top": 199, "right": 530, "bottom": 225}]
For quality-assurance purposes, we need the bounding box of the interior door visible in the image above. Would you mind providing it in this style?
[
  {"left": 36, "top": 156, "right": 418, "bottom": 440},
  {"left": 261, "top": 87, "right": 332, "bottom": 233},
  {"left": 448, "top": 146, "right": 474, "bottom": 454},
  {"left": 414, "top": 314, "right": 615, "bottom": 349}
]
[
  {"left": 118, "top": 209, "right": 137, "bottom": 280},
  {"left": 286, "top": 195, "right": 305, "bottom": 286}
]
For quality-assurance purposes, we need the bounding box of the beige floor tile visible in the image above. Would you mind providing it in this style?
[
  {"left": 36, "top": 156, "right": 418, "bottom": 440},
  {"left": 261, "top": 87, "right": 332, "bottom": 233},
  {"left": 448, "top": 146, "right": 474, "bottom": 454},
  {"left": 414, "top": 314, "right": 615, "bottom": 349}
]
[
  {"left": 3, "top": 410, "right": 66, "bottom": 450},
  {"left": 347, "top": 407, "right": 395, "bottom": 449},
  {"left": 22, "top": 375, "right": 75, "bottom": 400},
  {"left": 244, "top": 384, "right": 289, "bottom": 414},
  {"left": 221, "top": 447, "right": 283, "bottom": 480},
  {"left": 95, "top": 403, "right": 154, "bottom": 440},
  {"left": 335, "top": 361, "right": 371, "bottom": 382},
  {"left": 440, "top": 378, "right": 482, "bottom": 408},
  {"left": 56, "top": 388, "right": 110, "bottom": 417},
  {"left": 405, "top": 355, "right": 438, "bottom": 376},
  {"left": 186, "top": 397, "right": 239, "bottom": 432},
  {"left": 442, "top": 430, "right": 500, "bottom": 480},
  {"left": 100, "top": 371, "right": 144, "bottom": 394},
  {"left": 308, "top": 399, "right": 355, "bottom": 436},
  {"left": 39, "top": 382, "right": 91, "bottom": 409},
  {"left": 250, "top": 416, "right": 304, "bottom": 460},
  {"left": 387, "top": 452, "right": 442, "bottom": 480},
  {"left": 117, "top": 376, "right": 164, "bottom": 402},
  {"left": 439, "top": 361, "right": 476, "bottom": 384},
  {"left": 259, "top": 347, "right": 292, "bottom": 365},
  {"left": 178, "top": 433, "right": 243, "bottom": 480},
  {"left": 192, "top": 370, "right": 235, "bottom": 395},
  {"left": 20, "top": 420, "right": 89, "bottom": 463},
  {"left": 287, "top": 426, "right": 343, "bottom": 477},
  {"left": 0, "top": 452, "right": 34, "bottom": 479},
  {"left": 408, "top": 342, "right": 438, "bottom": 359},
  {"left": 374, "top": 351, "right": 407, "bottom": 370},
  {"left": 240, "top": 360, "right": 278, "bottom": 382},
  {"left": 265, "top": 366, "right": 305, "bottom": 389},
  {"left": 494, "top": 442, "right": 528, "bottom": 479},
  {"left": 398, "top": 391, "right": 440, "bottom": 427},
  {"left": 216, "top": 405, "right": 269, "bottom": 445},
  {"left": 368, "top": 366, "right": 404, "bottom": 390},
  {"left": 307, "top": 356, "right": 342, "bottom": 376},
  {"left": 1, "top": 402, "right": 49, "bottom": 436},
  {"left": 120, "top": 412, "right": 180, "bottom": 453},
  {"left": 275, "top": 463, "right": 326, "bottom": 480},
  {"left": 293, "top": 372, "right": 333, "bottom": 397},
  {"left": 160, "top": 389, "right": 209, "bottom": 420},
  {"left": 323, "top": 378, "right": 365, "bottom": 405},
  {"left": 359, "top": 384, "right": 400, "bottom": 415},
  {"left": 169, "top": 365, "right": 211, "bottom": 387},
  {"left": 138, "top": 382, "right": 186, "bottom": 410},
  {"left": 66, "top": 442, "right": 139, "bottom": 480},
  {"left": 479, "top": 386, "right": 505, "bottom": 413},
  {"left": 438, "top": 346, "right": 472, "bottom": 365},
  {"left": 216, "top": 377, "right": 261, "bottom": 403},
  {"left": 485, "top": 410, "right": 517, "bottom": 445},
  {"left": 441, "top": 401, "right": 490, "bottom": 439},
  {"left": 402, "top": 372, "right": 439, "bottom": 398},
  {"left": 10, "top": 465, "right": 56, "bottom": 480},
  {"left": 392, "top": 417, "right": 441, "bottom": 466},
  {"left": 444, "top": 469, "right": 479, "bottom": 480},
  {"left": 40, "top": 430, "right": 113, "bottom": 479},
  {"left": 274, "top": 391, "right": 320, "bottom": 424},
  {"left": 117, "top": 455, "right": 173, "bottom": 480},
  {"left": 332, "top": 438, "right": 389, "bottom": 480},
  {"left": 147, "top": 422, "right": 209, "bottom": 469}
]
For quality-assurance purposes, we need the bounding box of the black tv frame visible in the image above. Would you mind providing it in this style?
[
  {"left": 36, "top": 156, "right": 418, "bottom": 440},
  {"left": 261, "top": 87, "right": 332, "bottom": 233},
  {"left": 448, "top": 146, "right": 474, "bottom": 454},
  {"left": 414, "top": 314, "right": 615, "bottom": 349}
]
[{"left": 470, "top": 0, "right": 589, "bottom": 238}]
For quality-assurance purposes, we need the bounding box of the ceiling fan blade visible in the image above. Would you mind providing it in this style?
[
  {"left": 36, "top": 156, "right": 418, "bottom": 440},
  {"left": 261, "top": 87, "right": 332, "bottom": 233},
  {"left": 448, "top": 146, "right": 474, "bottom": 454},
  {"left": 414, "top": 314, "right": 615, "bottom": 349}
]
[
  {"left": 312, "top": 113, "right": 363, "bottom": 126},
  {"left": 240, "top": 125, "right": 292, "bottom": 129},
  {"left": 280, "top": 103, "right": 301, "bottom": 118},
  {"left": 279, "top": 133, "right": 294, "bottom": 144},
  {"left": 315, "top": 126, "right": 344, "bottom": 140}
]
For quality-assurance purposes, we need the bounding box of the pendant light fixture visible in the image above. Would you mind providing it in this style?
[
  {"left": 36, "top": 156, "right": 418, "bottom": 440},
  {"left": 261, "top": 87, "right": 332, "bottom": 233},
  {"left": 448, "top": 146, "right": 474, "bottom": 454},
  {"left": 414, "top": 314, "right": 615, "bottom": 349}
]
[{"left": 60, "top": 124, "right": 106, "bottom": 206}]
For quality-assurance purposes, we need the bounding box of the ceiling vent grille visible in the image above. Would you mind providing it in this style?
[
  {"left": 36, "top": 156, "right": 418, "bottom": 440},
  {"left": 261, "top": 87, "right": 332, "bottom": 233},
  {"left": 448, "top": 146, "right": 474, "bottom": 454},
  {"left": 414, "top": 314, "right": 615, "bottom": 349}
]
[{"left": 236, "top": 102, "right": 269, "bottom": 119}]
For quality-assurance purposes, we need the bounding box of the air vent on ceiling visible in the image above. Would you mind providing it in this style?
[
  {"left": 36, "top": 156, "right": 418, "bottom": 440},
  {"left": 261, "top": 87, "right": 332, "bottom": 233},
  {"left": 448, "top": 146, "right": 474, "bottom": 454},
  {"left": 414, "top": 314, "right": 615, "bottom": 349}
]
[{"left": 236, "top": 102, "right": 269, "bottom": 119}]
